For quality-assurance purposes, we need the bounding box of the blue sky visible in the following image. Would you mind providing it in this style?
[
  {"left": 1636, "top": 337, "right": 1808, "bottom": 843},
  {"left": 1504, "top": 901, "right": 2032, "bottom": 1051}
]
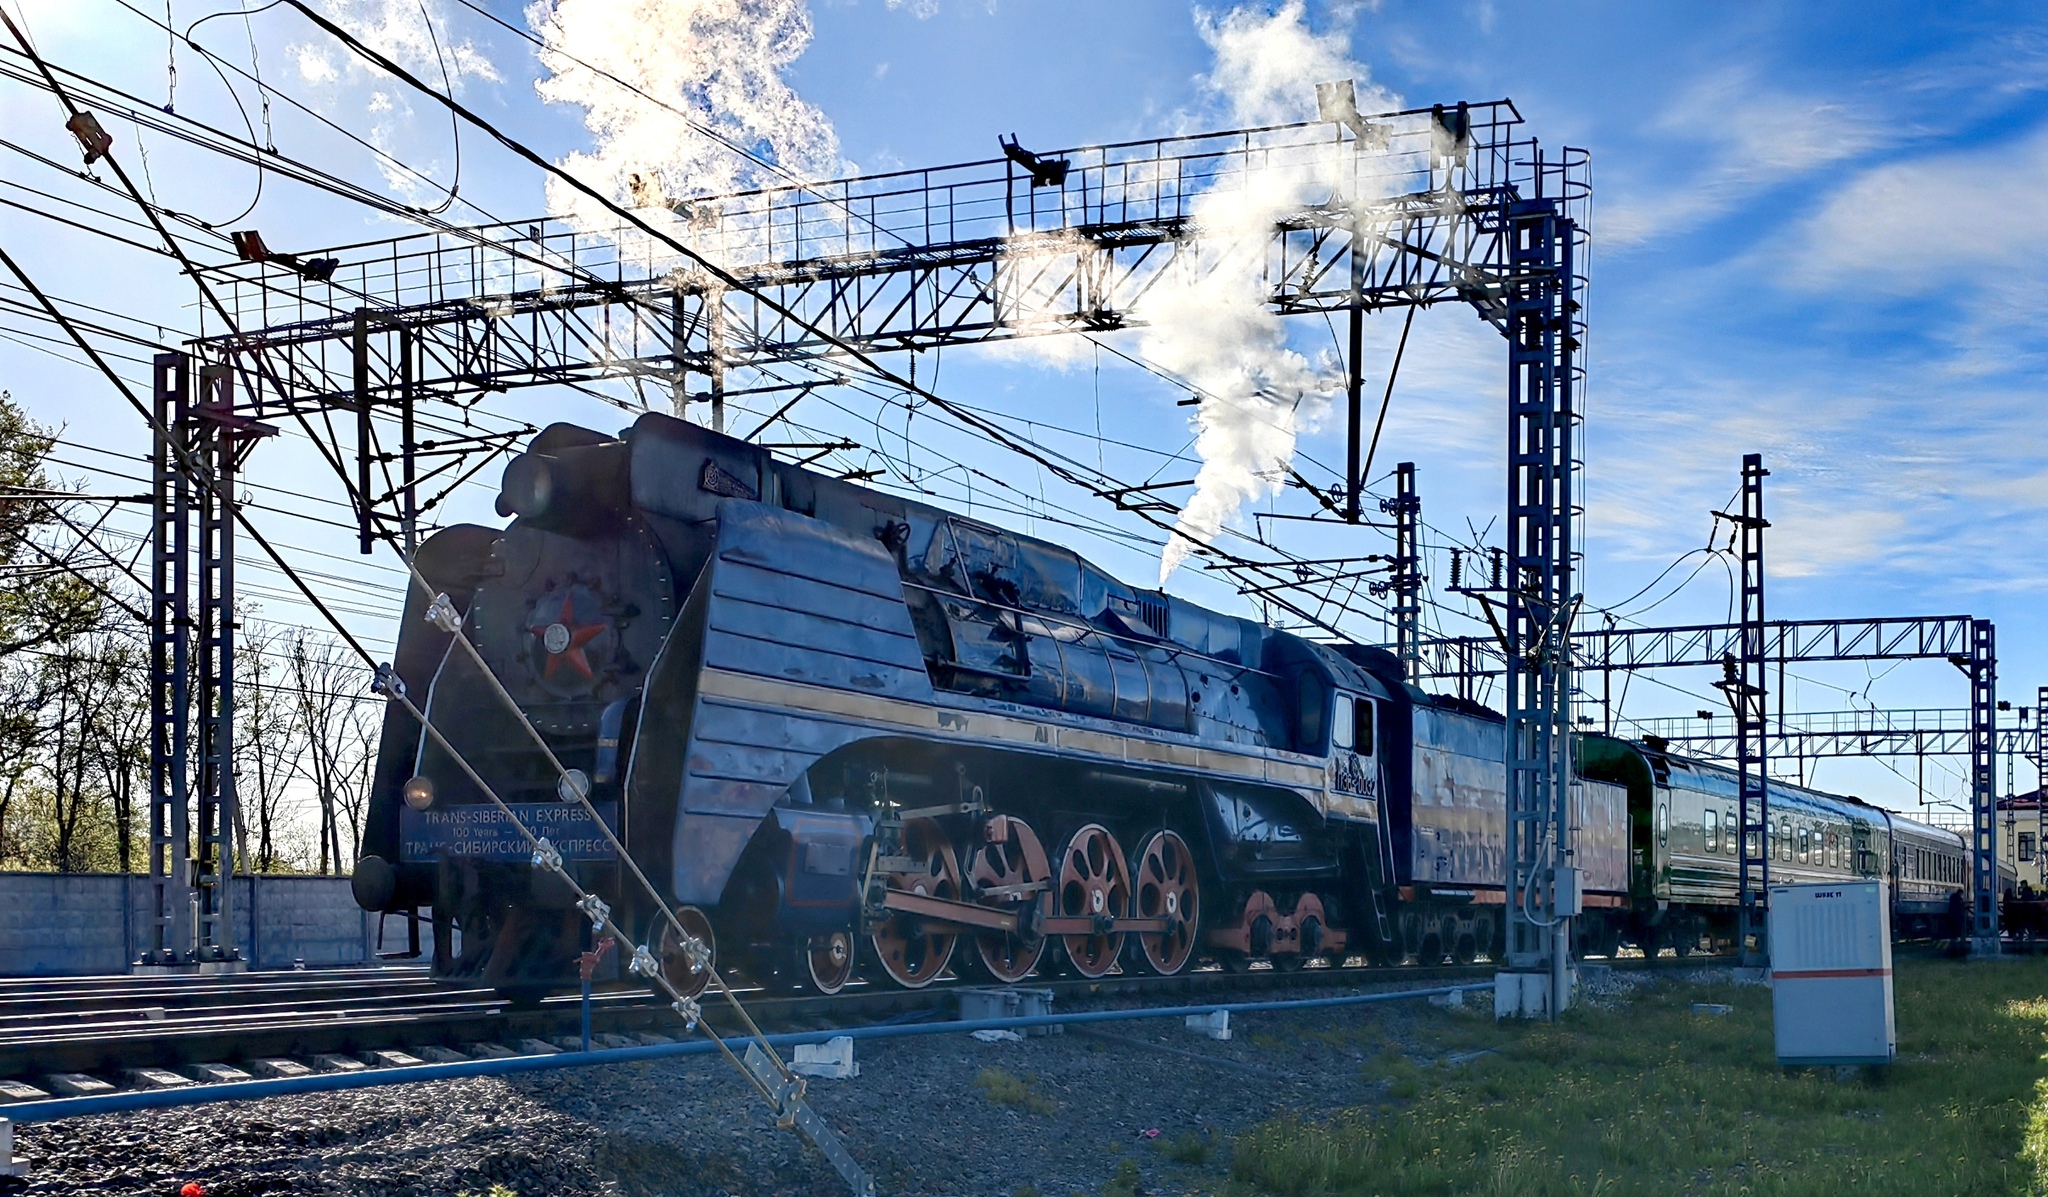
[{"left": 2, "top": 0, "right": 2041, "bottom": 813}]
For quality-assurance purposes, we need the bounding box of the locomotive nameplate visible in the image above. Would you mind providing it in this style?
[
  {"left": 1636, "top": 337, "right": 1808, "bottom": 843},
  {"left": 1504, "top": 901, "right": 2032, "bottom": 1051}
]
[{"left": 399, "top": 802, "right": 620, "bottom": 863}]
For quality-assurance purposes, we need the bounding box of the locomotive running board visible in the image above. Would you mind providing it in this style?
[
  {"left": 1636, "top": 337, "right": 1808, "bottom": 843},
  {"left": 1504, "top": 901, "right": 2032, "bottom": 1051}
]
[
  {"left": 743, "top": 1043, "right": 876, "bottom": 1196},
  {"left": 879, "top": 890, "right": 1171, "bottom": 936}
]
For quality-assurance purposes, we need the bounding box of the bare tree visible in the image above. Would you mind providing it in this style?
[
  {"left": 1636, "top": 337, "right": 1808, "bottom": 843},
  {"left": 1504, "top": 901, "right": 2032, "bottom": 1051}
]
[
  {"left": 287, "top": 629, "right": 377, "bottom": 874},
  {"left": 0, "top": 664, "right": 42, "bottom": 865},
  {"left": 81, "top": 632, "right": 147, "bottom": 872},
  {"left": 235, "top": 617, "right": 304, "bottom": 873},
  {"left": 36, "top": 639, "right": 124, "bottom": 872}
]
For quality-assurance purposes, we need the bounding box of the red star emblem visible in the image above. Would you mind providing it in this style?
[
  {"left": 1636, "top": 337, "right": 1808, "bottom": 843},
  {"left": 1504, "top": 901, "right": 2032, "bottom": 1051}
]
[{"left": 529, "top": 593, "right": 606, "bottom": 681}]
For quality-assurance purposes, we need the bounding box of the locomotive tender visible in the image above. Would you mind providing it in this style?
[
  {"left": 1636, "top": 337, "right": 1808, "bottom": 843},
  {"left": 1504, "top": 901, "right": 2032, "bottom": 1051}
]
[{"left": 351, "top": 413, "right": 1971, "bottom": 995}]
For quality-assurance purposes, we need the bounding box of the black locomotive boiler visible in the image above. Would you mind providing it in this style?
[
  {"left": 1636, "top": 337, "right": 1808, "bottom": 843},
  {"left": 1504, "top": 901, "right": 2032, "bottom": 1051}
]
[{"left": 351, "top": 413, "right": 1972, "bottom": 996}]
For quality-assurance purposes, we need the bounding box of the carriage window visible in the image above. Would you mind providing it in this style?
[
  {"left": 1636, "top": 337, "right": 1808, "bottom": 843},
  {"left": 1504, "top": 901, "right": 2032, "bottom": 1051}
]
[
  {"left": 1332, "top": 694, "right": 1353, "bottom": 750},
  {"left": 1779, "top": 819, "right": 1791, "bottom": 861},
  {"left": 1828, "top": 832, "right": 1840, "bottom": 869},
  {"left": 1703, "top": 808, "right": 1717, "bottom": 852},
  {"left": 1354, "top": 699, "right": 1375, "bottom": 757},
  {"left": 1798, "top": 826, "right": 1810, "bottom": 862},
  {"left": 1726, "top": 810, "right": 1738, "bottom": 855},
  {"left": 1657, "top": 802, "right": 1669, "bottom": 843}
]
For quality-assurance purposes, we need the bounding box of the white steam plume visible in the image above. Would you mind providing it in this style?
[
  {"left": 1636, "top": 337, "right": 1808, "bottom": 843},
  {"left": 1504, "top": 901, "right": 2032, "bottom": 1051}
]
[
  {"left": 526, "top": 0, "right": 843, "bottom": 266},
  {"left": 1149, "top": 2, "right": 1397, "bottom": 583}
]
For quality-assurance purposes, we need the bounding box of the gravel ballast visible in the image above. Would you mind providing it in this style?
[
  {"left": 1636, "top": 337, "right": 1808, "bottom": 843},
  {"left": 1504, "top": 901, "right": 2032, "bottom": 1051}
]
[{"left": 2, "top": 971, "right": 1675, "bottom": 1196}]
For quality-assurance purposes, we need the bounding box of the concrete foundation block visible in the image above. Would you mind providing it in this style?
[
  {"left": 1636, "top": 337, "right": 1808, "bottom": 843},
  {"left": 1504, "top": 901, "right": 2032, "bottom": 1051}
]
[
  {"left": 123, "top": 1068, "right": 191, "bottom": 1090},
  {"left": 0, "top": 1117, "right": 28, "bottom": 1177},
  {"left": 249, "top": 1058, "right": 312, "bottom": 1079},
  {"left": 467, "top": 1043, "right": 518, "bottom": 1059},
  {"left": 310, "top": 1054, "right": 367, "bottom": 1073},
  {"left": 790, "top": 1036, "right": 858, "bottom": 1079},
  {"left": 415, "top": 1046, "right": 469, "bottom": 1063},
  {"left": 43, "top": 1074, "right": 113, "bottom": 1097},
  {"left": 183, "top": 1063, "right": 252, "bottom": 1084},
  {"left": 514, "top": 1039, "right": 562, "bottom": 1056},
  {"left": 0, "top": 1080, "right": 46, "bottom": 1101},
  {"left": 1185, "top": 1010, "right": 1231, "bottom": 1041},
  {"left": 359, "top": 1049, "right": 424, "bottom": 1069}
]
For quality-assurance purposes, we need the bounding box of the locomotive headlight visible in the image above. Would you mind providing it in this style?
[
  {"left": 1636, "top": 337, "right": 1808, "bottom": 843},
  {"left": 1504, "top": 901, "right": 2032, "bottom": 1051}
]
[
  {"left": 557, "top": 768, "right": 591, "bottom": 803},
  {"left": 402, "top": 775, "right": 436, "bottom": 811}
]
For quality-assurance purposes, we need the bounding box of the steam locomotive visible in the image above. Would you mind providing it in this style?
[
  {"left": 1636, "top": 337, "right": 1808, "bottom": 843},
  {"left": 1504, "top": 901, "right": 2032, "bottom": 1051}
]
[{"left": 349, "top": 412, "right": 1972, "bottom": 996}]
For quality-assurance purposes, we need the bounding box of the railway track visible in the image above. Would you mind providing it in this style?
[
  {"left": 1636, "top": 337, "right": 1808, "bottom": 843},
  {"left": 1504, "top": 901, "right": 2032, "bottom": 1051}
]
[{"left": 0, "top": 952, "right": 1735, "bottom": 1091}]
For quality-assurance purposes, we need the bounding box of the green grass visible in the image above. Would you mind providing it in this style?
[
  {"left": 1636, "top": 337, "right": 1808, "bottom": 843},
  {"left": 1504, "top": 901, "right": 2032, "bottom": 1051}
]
[
  {"left": 1160, "top": 1128, "right": 1217, "bottom": 1165},
  {"left": 1101, "top": 1157, "right": 1143, "bottom": 1196},
  {"left": 975, "top": 1066, "right": 1057, "bottom": 1115},
  {"left": 1228, "top": 955, "right": 2048, "bottom": 1195}
]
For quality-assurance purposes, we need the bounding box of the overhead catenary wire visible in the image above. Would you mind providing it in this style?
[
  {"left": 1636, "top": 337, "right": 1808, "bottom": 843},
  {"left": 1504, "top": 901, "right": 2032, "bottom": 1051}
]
[{"left": 1, "top": 6, "right": 852, "bottom": 1155}]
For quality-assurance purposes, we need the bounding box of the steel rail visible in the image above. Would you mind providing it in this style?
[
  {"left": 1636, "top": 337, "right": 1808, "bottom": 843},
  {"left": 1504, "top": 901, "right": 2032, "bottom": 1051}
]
[{"left": 0, "top": 977, "right": 1494, "bottom": 1123}]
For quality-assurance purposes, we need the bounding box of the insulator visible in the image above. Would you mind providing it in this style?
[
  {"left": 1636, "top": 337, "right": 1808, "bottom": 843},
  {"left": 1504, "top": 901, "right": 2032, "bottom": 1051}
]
[
  {"left": 671, "top": 995, "right": 702, "bottom": 1031},
  {"left": 424, "top": 592, "right": 463, "bottom": 634},
  {"left": 531, "top": 837, "right": 563, "bottom": 873},
  {"left": 1448, "top": 551, "right": 1463, "bottom": 590},
  {"left": 1489, "top": 548, "right": 1504, "bottom": 588},
  {"left": 369, "top": 663, "right": 407, "bottom": 700},
  {"left": 576, "top": 892, "right": 611, "bottom": 931},
  {"left": 629, "top": 943, "right": 659, "bottom": 978}
]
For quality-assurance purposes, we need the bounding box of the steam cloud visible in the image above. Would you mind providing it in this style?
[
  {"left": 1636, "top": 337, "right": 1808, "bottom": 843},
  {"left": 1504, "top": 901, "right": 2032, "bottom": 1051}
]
[
  {"left": 524, "top": 0, "right": 1401, "bottom": 588},
  {"left": 525, "top": 0, "right": 843, "bottom": 263},
  {"left": 1149, "top": 1, "right": 1396, "bottom": 583}
]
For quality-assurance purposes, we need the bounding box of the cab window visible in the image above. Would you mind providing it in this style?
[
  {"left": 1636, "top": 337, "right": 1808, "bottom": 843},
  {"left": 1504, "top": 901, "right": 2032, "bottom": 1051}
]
[
  {"left": 1353, "top": 699, "right": 1375, "bottom": 757},
  {"left": 1332, "top": 694, "right": 1354, "bottom": 750}
]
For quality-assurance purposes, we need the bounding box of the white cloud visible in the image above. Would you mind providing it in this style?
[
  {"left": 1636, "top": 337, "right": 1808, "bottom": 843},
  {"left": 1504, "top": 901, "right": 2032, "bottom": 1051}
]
[
  {"left": 295, "top": 46, "right": 339, "bottom": 85},
  {"left": 319, "top": 0, "right": 502, "bottom": 86},
  {"left": 1600, "top": 67, "right": 1884, "bottom": 249},
  {"left": 1788, "top": 121, "right": 2048, "bottom": 295}
]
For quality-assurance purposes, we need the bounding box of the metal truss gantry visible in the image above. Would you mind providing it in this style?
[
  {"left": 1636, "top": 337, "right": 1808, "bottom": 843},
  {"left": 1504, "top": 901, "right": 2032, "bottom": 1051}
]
[
  {"left": 186, "top": 97, "right": 1590, "bottom": 1011},
  {"left": 1614, "top": 708, "right": 2038, "bottom": 762},
  {"left": 1415, "top": 611, "right": 2005, "bottom": 949}
]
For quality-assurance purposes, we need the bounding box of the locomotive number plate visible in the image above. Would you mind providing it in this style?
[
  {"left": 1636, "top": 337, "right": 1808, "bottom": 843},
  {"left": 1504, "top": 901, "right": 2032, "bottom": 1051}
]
[{"left": 400, "top": 802, "right": 620, "bottom": 863}]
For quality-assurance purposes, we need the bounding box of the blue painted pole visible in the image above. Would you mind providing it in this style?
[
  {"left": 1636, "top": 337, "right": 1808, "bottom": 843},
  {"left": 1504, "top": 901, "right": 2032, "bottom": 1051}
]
[
  {"left": 0, "top": 981, "right": 1485, "bottom": 1124},
  {"left": 580, "top": 976, "right": 593, "bottom": 1053}
]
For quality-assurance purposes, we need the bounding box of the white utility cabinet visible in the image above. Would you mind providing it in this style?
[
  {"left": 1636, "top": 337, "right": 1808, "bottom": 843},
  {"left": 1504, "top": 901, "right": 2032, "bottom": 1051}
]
[{"left": 1767, "top": 880, "right": 1895, "bottom": 1066}]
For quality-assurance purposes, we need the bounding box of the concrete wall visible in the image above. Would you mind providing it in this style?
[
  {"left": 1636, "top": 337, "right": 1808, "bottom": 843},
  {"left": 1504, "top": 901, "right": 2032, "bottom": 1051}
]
[{"left": 0, "top": 872, "right": 379, "bottom": 976}]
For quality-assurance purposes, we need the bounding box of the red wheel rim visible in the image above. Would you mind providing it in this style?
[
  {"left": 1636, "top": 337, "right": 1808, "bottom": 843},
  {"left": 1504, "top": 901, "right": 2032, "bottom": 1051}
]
[
  {"left": 967, "top": 815, "right": 1052, "bottom": 983},
  {"left": 1057, "top": 823, "right": 1130, "bottom": 978},
  {"left": 1133, "top": 829, "right": 1199, "bottom": 975},
  {"left": 660, "top": 905, "right": 715, "bottom": 999},
  {"left": 868, "top": 818, "right": 961, "bottom": 988}
]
